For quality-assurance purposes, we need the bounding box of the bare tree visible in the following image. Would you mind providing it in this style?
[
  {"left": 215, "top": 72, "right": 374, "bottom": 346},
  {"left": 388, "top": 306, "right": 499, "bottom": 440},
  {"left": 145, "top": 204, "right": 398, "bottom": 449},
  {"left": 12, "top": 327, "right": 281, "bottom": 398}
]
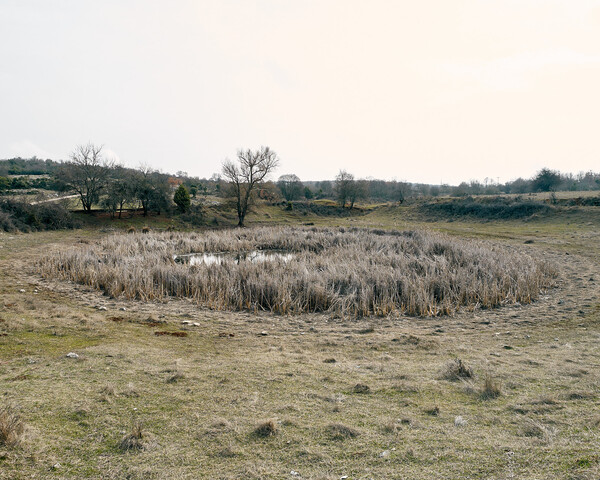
[
  {"left": 348, "top": 179, "right": 368, "bottom": 209},
  {"left": 57, "top": 143, "right": 113, "bottom": 213},
  {"left": 222, "top": 146, "right": 279, "bottom": 227},
  {"left": 334, "top": 170, "right": 355, "bottom": 208}
]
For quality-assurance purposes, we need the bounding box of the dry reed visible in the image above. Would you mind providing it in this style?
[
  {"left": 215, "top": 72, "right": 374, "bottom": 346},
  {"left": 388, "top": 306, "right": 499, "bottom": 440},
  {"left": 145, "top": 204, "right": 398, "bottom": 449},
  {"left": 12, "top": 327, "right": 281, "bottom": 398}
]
[{"left": 38, "top": 226, "right": 557, "bottom": 317}]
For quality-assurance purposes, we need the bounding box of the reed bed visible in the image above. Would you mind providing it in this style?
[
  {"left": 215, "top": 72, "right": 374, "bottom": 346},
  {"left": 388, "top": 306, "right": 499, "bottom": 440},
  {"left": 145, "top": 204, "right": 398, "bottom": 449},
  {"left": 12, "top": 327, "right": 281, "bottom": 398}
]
[{"left": 38, "top": 227, "right": 557, "bottom": 317}]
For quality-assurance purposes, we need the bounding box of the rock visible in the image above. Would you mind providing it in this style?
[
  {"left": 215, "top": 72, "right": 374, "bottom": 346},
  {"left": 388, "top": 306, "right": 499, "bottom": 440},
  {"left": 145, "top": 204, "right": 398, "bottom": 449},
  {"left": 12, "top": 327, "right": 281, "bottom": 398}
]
[
  {"left": 454, "top": 415, "right": 467, "bottom": 427},
  {"left": 259, "top": 331, "right": 268, "bottom": 336},
  {"left": 193, "top": 322, "right": 200, "bottom": 327},
  {"left": 379, "top": 450, "right": 390, "bottom": 458},
  {"left": 52, "top": 463, "right": 61, "bottom": 470},
  {"left": 119, "top": 307, "right": 127, "bottom": 311},
  {"left": 290, "top": 471, "right": 300, "bottom": 477},
  {"left": 181, "top": 320, "right": 192, "bottom": 325},
  {"left": 19, "top": 289, "right": 25, "bottom": 293},
  {"left": 66, "top": 352, "right": 79, "bottom": 359},
  {"left": 97, "top": 306, "right": 107, "bottom": 311}
]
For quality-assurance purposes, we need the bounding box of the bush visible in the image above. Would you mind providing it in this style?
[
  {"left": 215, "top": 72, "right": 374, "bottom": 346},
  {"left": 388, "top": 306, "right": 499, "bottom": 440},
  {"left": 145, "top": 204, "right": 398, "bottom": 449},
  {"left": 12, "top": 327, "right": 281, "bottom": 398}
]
[
  {"left": 179, "top": 204, "right": 206, "bottom": 226},
  {"left": 0, "top": 199, "right": 79, "bottom": 232},
  {"left": 421, "top": 197, "right": 551, "bottom": 220}
]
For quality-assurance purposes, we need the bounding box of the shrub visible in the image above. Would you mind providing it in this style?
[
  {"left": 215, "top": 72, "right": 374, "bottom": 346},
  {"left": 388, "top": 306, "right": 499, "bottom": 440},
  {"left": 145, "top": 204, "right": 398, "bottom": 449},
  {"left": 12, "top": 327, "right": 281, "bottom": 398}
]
[
  {"left": 421, "top": 197, "right": 551, "bottom": 220},
  {"left": 0, "top": 199, "right": 79, "bottom": 232},
  {"left": 179, "top": 204, "right": 206, "bottom": 226}
]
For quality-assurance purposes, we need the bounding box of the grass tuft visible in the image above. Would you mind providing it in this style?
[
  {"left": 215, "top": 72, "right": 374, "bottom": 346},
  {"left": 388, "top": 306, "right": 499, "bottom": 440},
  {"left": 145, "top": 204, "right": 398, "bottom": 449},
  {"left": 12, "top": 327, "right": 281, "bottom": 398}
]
[
  {"left": 0, "top": 406, "right": 25, "bottom": 448},
  {"left": 442, "top": 359, "right": 474, "bottom": 381},
  {"left": 327, "top": 423, "right": 360, "bottom": 440},
  {"left": 119, "top": 420, "right": 148, "bottom": 451},
  {"left": 352, "top": 383, "right": 371, "bottom": 394},
  {"left": 252, "top": 420, "right": 278, "bottom": 438},
  {"left": 480, "top": 373, "right": 501, "bottom": 399}
]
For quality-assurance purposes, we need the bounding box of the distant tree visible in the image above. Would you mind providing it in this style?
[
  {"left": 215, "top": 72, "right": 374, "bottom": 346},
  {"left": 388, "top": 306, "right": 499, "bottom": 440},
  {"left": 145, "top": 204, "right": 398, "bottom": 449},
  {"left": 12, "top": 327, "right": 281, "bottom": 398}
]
[
  {"left": 334, "top": 170, "right": 355, "bottom": 208},
  {"left": 0, "top": 176, "right": 10, "bottom": 191},
  {"left": 532, "top": 168, "right": 562, "bottom": 192},
  {"left": 347, "top": 179, "right": 367, "bottom": 209},
  {"left": 102, "top": 167, "right": 135, "bottom": 219},
  {"left": 392, "top": 181, "right": 410, "bottom": 204},
  {"left": 57, "top": 143, "right": 113, "bottom": 213},
  {"left": 277, "top": 174, "right": 303, "bottom": 201},
  {"left": 304, "top": 186, "right": 314, "bottom": 200},
  {"left": 189, "top": 185, "right": 198, "bottom": 198},
  {"left": 173, "top": 184, "right": 191, "bottom": 213},
  {"left": 133, "top": 165, "right": 171, "bottom": 216},
  {"left": 222, "top": 146, "right": 279, "bottom": 227},
  {"left": 315, "top": 180, "right": 333, "bottom": 198}
]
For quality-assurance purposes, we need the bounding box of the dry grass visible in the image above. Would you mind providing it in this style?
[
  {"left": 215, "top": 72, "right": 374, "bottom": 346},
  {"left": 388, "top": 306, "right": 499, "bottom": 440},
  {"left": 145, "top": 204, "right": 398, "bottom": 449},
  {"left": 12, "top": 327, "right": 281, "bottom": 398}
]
[
  {"left": 326, "top": 423, "right": 360, "bottom": 440},
  {"left": 119, "top": 420, "right": 148, "bottom": 451},
  {"left": 2, "top": 208, "right": 599, "bottom": 479},
  {"left": 442, "top": 358, "right": 474, "bottom": 381},
  {"left": 0, "top": 405, "right": 24, "bottom": 448},
  {"left": 252, "top": 420, "right": 278, "bottom": 438},
  {"left": 38, "top": 226, "right": 556, "bottom": 317},
  {"left": 481, "top": 373, "right": 502, "bottom": 400}
]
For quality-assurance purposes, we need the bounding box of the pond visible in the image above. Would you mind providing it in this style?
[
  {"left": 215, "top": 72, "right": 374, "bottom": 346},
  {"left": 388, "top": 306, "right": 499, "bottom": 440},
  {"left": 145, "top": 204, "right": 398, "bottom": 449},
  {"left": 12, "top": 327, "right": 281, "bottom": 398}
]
[{"left": 174, "top": 250, "right": 295, "bottom": 266}]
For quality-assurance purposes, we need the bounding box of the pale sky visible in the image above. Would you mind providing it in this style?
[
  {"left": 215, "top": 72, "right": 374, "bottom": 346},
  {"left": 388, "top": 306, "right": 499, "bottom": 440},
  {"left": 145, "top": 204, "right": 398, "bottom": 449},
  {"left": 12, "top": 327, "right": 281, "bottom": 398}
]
[{"left": 1, "top": 0, "right": 599, "bottom": 184}]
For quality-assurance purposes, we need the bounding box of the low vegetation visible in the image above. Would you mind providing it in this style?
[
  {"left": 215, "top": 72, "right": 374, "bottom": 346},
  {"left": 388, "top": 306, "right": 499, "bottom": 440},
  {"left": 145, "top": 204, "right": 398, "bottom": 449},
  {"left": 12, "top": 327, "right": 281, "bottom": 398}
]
[
  {"left": 39, "top": 226, "right": 556, "bottom": 317},
  {"left": 0, "top": 406, "right": 25, "bottom": 448},
  {"left": 0, "top": 198, "right": 79, "bottom": 232},
  {"left": 421, "top": 197, "right": 552, "bottom": 220},
  {"left": 2, "top": 207, "right": 599, "bottom": 479}
]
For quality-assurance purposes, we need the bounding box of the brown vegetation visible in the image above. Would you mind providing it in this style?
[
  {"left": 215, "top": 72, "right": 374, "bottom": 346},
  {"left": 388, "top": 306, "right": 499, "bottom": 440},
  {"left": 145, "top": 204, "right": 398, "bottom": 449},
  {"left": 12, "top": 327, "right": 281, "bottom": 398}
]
[
  {"left": 38, "top": 226, "right": 556, "bottom": 317},
  {"left": 0, "top": 406, "right": 24, "bottom": 448}
]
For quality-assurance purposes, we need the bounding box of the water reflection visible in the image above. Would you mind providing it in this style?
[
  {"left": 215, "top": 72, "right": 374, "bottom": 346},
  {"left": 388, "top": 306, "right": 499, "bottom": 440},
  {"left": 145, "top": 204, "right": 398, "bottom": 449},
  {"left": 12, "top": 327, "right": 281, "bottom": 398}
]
[{"left": 174, "top": 250, "right": 294, "bottom": 266}]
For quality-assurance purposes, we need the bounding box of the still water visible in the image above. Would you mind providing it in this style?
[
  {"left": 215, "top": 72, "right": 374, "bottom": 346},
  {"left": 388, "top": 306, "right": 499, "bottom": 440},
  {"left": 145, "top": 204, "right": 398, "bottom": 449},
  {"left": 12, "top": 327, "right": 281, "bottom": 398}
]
[{"left": 174, "top": 250, "right": 294, "bottom": 266}]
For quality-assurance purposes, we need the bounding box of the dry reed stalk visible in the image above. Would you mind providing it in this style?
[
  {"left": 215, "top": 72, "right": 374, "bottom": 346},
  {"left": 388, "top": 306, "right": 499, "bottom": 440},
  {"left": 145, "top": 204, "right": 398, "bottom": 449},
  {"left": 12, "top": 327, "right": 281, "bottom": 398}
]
[{"left": 38, "top": 227, "right": 557, "bottom": 318}]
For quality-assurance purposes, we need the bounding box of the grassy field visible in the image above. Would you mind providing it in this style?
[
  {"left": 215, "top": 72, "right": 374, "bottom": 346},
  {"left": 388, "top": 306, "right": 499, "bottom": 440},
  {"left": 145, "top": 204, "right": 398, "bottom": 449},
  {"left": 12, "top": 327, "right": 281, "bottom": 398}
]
[{"left": 1, "top": 202, "right": 599, "bottom": 479}]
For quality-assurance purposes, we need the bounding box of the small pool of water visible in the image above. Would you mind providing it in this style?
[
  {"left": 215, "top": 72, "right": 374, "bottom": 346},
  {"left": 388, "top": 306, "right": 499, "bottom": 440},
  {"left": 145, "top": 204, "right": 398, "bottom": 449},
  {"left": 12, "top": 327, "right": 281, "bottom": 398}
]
[{"left": 174, "top": 250, "right": 295, "bottom": 266}]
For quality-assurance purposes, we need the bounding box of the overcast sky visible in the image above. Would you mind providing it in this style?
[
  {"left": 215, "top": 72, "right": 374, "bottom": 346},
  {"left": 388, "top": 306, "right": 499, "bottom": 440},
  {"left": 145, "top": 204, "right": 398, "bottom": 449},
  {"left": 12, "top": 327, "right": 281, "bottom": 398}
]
[{"left": 1, "top": 1, "right": 599, "bottom": 184}]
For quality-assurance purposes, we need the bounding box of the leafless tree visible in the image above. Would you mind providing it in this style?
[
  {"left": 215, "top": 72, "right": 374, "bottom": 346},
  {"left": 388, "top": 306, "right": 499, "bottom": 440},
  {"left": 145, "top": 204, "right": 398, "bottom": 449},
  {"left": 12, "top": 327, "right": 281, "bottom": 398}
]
[
  {"left": 334, "top": 170, "right": 354, "bottom": 208},
  {"left": 57, "top": 143, "right": 113, "bottom": 213},
  {"left": 222, "top": 146, "right": 279, "bottom": 227}
]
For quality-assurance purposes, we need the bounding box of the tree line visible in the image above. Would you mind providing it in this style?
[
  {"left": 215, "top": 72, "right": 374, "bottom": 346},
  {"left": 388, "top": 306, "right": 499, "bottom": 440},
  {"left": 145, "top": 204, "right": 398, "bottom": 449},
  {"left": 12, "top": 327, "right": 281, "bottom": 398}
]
[{"left": 1, "top": 145, "right": 599, "bottom": 228}]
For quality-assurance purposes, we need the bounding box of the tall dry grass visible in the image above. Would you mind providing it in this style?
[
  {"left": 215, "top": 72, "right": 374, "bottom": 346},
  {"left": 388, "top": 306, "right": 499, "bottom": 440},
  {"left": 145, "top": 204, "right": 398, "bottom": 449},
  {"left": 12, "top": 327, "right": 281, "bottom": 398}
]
[{"left": 38, "top": 227, "right": 557, "bottom": 317}]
